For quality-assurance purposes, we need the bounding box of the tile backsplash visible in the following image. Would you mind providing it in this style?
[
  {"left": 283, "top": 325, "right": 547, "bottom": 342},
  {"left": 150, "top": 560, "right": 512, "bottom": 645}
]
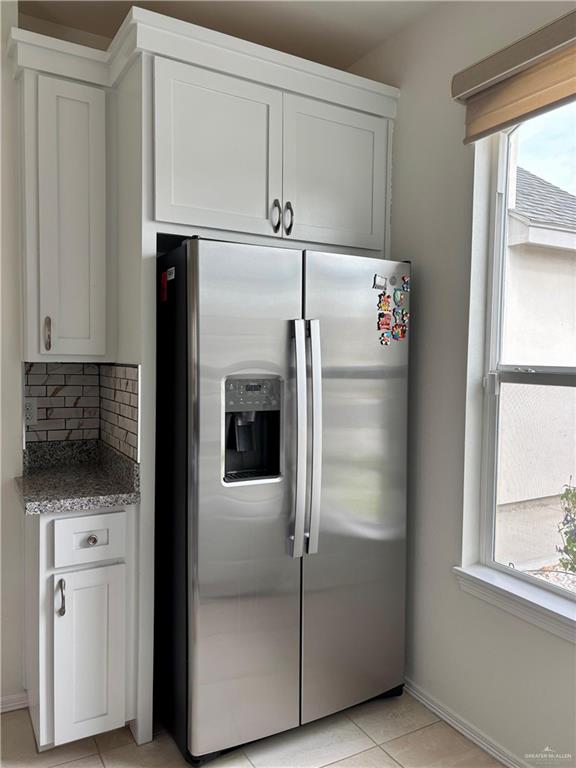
[
  {"left": 100, "top": 365, "right": 139, "bottom": 462},
  {"left": 24, "top": 362, "right": 139, "bottom": 462},
  {"left": 25, "top": 363, "right": 100, "bottom": 442}
]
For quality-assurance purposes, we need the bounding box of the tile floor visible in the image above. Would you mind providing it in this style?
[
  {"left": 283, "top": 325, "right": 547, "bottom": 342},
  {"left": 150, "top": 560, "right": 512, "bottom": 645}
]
[{"left": 0, "top": 694, "right": 502, "bottom": 768}]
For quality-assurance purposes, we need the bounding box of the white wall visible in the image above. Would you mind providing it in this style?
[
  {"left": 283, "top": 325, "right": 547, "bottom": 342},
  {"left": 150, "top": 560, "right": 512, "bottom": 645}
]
[
  {"left": 18, "top": 13, "right": 111, "bottom": 50},
  {"left": 350, "top": 2, "right": 576, "bottom": 763},
  {"left": 1, "top": 0, "right": 25, "bottom": 704}
]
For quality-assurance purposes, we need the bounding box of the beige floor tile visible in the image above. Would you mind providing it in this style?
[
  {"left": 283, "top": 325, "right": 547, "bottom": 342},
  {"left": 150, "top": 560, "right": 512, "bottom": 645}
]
[
  {"left": 99, "top": 732, "right": 188, "bottom": 768},
  {"left": 99, "top": 731, "right": 250, "bottom": 768},
  {"left": 346, "top": 693, "right": 439, "bottom": 744},
  {"left": 95, "top": 727, "right": 135, "bottom": 754},
  {"left": 244, "top": 714, "right": 374, "bottom": 768},
  {"left": 0, "top": 709, "right": 98, "bottom": 768},
  {"left": 53, "top": 757, "right": 104, "bottom": 768},
  {"left": 382, "top": 722, "right": 502, "bottom": 768},
  {"left": 324, "top": 746, "right": 400, "bottom": 768}
]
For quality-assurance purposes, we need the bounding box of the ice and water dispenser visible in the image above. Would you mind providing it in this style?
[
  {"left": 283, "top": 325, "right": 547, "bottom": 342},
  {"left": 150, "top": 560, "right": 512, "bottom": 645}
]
[{"left": 223, "top": 377, "right": 281, "bottom": 482}]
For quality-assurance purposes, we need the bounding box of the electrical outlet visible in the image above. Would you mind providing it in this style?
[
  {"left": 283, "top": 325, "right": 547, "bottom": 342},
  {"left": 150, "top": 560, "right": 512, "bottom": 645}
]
[{"left": 24, "top": 398, "right": 37, "bottom": 426}]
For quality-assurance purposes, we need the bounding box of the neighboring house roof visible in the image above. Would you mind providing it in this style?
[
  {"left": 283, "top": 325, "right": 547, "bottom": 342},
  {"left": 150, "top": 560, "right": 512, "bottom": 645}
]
[{"left": 513, "top": 167, "right": 576, "bottom": 230}]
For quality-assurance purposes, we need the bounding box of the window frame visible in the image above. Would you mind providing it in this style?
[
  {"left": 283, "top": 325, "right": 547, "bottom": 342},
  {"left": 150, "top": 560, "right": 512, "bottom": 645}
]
[{"left": 480, "top": 128, "right": 576, "bottom": 601}]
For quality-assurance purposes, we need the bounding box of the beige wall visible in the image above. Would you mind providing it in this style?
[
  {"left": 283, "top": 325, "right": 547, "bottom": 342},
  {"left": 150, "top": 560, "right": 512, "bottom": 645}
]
[
  {"left": 350, "top": 2, "right": 576, "bottom": 763},
  {"left": 1, "top": 0, "right": 24, "bottom": 703}
]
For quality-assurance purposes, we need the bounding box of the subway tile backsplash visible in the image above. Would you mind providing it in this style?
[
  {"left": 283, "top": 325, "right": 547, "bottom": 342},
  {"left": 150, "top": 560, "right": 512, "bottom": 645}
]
[
  {"left": 100, "top": 365, "right": 139, "bottom": 462},
  {"left": 25, "top": 363, "right": 100, "bottom": 442},
  {"left": 24, "top": 362, "right": 139, "bottom": 462}
]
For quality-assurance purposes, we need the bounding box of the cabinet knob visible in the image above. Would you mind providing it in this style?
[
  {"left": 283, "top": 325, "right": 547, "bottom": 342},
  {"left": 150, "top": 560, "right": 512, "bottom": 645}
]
[
  {"left": 284, "top": 201, "right": 294, "bottom": 236},
  {"left": 87, "top": 534, "right": 99, "bottom": 547},
  {"left": 43, "top": 316, "right": 52, "bottom": 351},
  {"left": 271, "top": 198, "right": 282, "bottom": 233}
]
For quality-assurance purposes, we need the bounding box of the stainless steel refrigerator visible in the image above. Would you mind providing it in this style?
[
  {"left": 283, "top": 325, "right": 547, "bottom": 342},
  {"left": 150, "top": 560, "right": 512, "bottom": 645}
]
[{"left": 155, "top": 239, "right": 409, "bottom": 764}]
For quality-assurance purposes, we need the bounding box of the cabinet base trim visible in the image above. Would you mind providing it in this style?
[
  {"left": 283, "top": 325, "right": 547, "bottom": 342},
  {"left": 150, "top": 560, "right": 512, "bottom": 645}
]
[{"left": 1, "top": 692, "right": 28, "bottom": 713}]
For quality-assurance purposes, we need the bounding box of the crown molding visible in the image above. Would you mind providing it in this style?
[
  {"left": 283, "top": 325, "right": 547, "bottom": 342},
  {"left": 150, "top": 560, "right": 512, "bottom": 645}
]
[{"left": 9, "top": 6, "right": 398, "bottom": 117}]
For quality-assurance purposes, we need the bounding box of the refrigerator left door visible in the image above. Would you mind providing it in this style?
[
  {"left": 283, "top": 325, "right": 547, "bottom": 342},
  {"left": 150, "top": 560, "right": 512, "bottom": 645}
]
[{"left": 192, "top": 240, "right": 302, "bottom": 756}]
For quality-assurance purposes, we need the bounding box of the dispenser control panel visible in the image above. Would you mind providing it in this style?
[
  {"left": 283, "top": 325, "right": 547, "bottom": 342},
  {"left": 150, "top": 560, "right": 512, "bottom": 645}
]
[{"left": 225, "top": 378, "right": 281, "bottom": 412}]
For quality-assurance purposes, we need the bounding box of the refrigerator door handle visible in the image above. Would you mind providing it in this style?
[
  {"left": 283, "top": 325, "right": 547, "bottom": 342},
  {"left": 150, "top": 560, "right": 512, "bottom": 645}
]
[
  {"left": 290, "top": 319, "right": 308, "bottom": 558},
  {"left": 307, "top": 319, "right": 322, "bottom": 554}
]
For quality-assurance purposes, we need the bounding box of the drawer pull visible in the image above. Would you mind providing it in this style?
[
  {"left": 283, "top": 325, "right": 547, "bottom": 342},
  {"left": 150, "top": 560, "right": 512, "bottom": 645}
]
[
  {"left": 58, "top": 578, "right": 66, "bottom": 616},
  {"left": 86, "top": 534, "right": 99, "bottom": 547}
]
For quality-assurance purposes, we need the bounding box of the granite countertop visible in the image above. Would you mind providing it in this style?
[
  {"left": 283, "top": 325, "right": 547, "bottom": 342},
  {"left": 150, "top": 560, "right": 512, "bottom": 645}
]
[{"left": 16, "top": 441, "right": 140, "bottom": 515}]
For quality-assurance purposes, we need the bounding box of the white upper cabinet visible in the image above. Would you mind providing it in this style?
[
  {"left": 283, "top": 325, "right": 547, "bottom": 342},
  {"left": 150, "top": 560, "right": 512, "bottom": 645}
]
[
  {"left": 153, "top": 57, "right": 389, "bottom": 251},
  {"left": 37, "top": 75, "right": 107, "bottom": 356},
  {"left": 53, "top": 564, "right": 126, "bottom": 745},
  {"left": 154, "top": 58, "right": 283, "bottom": 237},
  {"left": 282, "top": 95, "right": 388, "bottom": 250}
]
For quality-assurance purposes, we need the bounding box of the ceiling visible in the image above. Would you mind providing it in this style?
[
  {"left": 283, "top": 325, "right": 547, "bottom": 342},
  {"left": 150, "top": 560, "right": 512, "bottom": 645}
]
[{"left": 18, "top": 1, "right": 438, "bottom": 70}]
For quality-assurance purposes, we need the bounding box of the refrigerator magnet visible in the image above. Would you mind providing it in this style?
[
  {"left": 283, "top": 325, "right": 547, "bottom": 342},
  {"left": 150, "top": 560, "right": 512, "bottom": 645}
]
[
  {"left": 379, "top": 330, "right": 392, "bottom": 346},
  {"left": 377, "top": 293, "right": 392, "bottom": 312},
  {"left": 393, "top": 307, "right": 409, "bottom": 324},
  {"left": 372, "top": 274, "right": 388, "bottom": 291},
  {"left": 377, "top": 312, "right": 392, "bottom": 331},
  {"left": 392, "top": 323, "right": 407, "bottom": 341},
  {"left": 393, "top": 289, "right": 407, "bottom": 308},
  {"left": 401, "top": 275, "right": 411, "bottom": 291}
]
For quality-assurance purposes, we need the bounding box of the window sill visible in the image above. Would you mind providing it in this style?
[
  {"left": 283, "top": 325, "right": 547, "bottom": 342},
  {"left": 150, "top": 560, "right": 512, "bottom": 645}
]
[{"left": 454, "top": 564, "right": 576, "bottom": 643}]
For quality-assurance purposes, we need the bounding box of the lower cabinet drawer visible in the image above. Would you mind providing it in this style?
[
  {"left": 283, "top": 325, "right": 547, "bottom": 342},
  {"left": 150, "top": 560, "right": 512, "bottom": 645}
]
[{"left": 53, "top": 511, "right": 126, "bottom": 568}]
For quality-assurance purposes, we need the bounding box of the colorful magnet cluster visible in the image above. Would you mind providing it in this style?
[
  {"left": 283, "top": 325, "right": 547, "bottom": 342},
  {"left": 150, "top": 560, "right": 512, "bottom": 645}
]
[{"left": 377, "top": 275, "right": 410, "bottom": 346}]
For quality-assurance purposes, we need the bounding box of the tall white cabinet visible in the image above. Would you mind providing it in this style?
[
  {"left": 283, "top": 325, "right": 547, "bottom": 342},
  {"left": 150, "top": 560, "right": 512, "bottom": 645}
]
[
  {"left": 37, "top": 76, "right": 107, "bottom": 356},
  {"left": 21, "top": 73, "right": 110, "bottom": 360}
]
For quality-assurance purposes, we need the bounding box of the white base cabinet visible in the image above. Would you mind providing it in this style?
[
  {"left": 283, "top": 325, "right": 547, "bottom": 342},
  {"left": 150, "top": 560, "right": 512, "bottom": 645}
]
[
  {"left": 53, "top": 564, "right": 126, "bottom": 744},
  {"left": 24, "top": 507, "right": 137, "bottom": 750}
]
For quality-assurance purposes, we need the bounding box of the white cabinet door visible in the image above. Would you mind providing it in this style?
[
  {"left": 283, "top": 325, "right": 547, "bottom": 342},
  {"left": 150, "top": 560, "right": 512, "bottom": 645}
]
[
  {"left": 154, "top": 57, "right": 283, "bottom": 237},
  {"left": 283, "top": 95, "right": 388, "bottom": 250},
  {"left": 53, "top": 564, "right": 126, "bottom": 745},
  {"left": 37, "top": 75, "right": 106, "bottom": 356}
]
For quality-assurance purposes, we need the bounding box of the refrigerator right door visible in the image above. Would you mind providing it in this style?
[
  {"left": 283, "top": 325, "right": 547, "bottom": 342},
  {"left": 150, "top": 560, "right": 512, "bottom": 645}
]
[{"left": 302, "top": 251, "right": 410, "bottom": 723}]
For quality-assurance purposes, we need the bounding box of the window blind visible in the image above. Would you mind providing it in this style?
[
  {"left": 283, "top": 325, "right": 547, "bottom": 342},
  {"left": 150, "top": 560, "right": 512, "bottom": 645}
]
[{"left": 452, "top": 10, "right": 576, "bottom": 144}]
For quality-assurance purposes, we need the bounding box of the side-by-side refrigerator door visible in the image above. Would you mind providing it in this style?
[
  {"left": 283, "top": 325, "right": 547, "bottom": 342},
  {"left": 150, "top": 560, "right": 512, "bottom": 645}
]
[
  {"left": 302, "top": 251, "right": 410, "bottom": 724},
  {"left": 191, "top": 240, "right": 303, "bottom": 755}
]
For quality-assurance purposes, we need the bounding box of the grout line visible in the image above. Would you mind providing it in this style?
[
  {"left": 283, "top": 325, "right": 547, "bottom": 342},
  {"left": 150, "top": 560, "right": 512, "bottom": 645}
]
[
  {"left": 241, "top": 746, "right": 258, "bottom": 768},
  {"left": 379, "top": 720, "right": 443, "bottom": 752},
  {"left": 343, "top": 698, "right": 442, "bottom": 750},
  {"left": 375, "top": 745, "right": 404, "bottom": 768},
  {"left": 342, "top": 712, "right": 381, "bottom": 748},
  {"left": 319, "top": 744, "right": 387, "bottom": 768},
  {"left": 49, "top": 750, "right": 102, "bottom": 768}
]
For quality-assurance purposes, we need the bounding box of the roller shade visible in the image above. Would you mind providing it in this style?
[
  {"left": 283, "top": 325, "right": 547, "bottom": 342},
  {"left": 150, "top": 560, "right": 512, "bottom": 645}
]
[{"left": 452, "top": 11, "right": 576, "bottom": 144}]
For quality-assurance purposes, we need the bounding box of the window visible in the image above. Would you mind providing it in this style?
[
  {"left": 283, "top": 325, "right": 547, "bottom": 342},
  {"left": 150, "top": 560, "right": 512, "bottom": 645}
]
[{"left": 482, "top": 100, "right": 576, "bottom": 597}]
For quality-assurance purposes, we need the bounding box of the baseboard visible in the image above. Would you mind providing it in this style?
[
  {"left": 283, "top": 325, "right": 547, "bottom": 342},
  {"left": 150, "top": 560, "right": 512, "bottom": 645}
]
[
  {"left": 0, "top": 692, "right": 28, "bottom": 714},
  {"left": 405, "top": 678, "right": 529, "bottom": 768}
]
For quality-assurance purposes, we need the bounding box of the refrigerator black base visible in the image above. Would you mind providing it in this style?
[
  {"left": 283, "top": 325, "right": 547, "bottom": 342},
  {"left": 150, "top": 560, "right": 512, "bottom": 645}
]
[
  {"left": 185, "top": 749, "right": 226, "bottom": 766},
  {"left": 380, "top": 684, "right": 404, "bottom": 699}
]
